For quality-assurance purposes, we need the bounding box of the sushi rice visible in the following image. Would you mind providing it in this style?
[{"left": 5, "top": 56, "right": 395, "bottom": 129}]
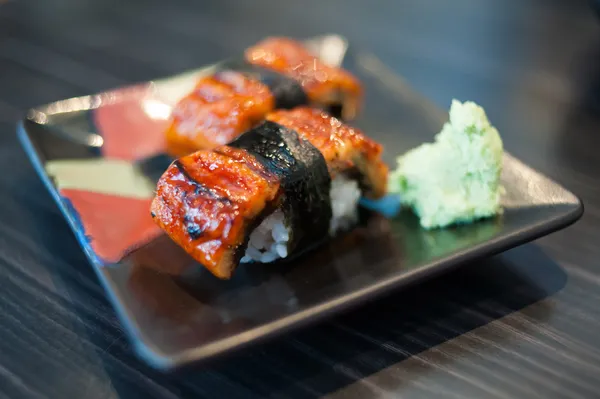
[{"left": 240, "top": 175, "right": 361, "bottom": 264}]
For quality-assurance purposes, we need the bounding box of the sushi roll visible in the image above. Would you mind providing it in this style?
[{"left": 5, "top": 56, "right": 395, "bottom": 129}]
[
  {"left": 151, "top": 107, "right": 387, "bottom": 279},
  {"left": 245, "top": 37, "right": 363, "bottom": 120},
  {"left": 165, "top": 37, "right": 363, "bottom": 157}
]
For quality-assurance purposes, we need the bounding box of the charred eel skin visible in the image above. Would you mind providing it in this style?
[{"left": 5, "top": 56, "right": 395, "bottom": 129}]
[
  {"left": 165, "top": 37, "right": 363, "bottom": 156},
  {"left": 152, "top": 120, "right": 331, "bottom": 279},
  {"left": 152, "top": 107, "right": 387, "bottom": 279}
]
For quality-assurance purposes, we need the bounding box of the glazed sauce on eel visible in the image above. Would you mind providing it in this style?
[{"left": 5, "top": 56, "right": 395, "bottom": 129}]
[{"left": 150, "top": 148, "right": 280, "bottom": 279}]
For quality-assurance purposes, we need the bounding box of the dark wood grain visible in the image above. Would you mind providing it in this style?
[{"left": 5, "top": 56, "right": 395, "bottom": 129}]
[{"left": 1, "top": 0, "right": 599, "bottom": 397}]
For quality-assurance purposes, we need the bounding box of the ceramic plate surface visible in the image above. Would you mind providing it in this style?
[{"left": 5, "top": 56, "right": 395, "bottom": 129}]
[{"left": 18, "top": 35, "right": 583, "bottom": 371}]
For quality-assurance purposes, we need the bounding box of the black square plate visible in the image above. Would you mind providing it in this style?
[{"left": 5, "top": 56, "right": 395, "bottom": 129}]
[{"left": 17, "top": 35, "right": 583, "bottom": 371}]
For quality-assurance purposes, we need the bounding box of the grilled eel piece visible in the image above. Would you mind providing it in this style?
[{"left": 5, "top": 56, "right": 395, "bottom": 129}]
[
  {"left": 245, "top": 37, "right": 363, "bottom": 120},
  {"left": 152, "top": 107, "right": 387, "bottom": 279},
  {"left": 165, "top": 37, "right": 363, "bottom": 157}
]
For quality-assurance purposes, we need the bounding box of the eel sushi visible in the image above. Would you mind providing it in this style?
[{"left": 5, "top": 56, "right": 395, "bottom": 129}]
[
  {"left": 165, "top": 37, "right": 363, "bottom": 157},
  {"left": 151, "top": 107, "right": 387, "bottom": 279}
]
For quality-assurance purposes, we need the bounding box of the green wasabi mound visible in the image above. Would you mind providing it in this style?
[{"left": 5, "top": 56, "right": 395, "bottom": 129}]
[{"left": 389, "top": 99, "right": 504, "bottom": 229}]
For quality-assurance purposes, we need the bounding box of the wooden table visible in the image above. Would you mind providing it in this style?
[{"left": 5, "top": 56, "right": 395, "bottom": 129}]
[{"left": 1, "top": 0, "right": 599, "bottom": 397}]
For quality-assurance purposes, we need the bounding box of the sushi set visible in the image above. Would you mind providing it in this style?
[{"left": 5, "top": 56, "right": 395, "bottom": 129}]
[{"left": 18, "top": 35, "right": 582, "bottom": 369}]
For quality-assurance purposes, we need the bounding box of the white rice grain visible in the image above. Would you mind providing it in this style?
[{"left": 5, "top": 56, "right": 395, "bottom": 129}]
[{"left": 240, "top": 175, "right": 361, "bottom": 264}]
